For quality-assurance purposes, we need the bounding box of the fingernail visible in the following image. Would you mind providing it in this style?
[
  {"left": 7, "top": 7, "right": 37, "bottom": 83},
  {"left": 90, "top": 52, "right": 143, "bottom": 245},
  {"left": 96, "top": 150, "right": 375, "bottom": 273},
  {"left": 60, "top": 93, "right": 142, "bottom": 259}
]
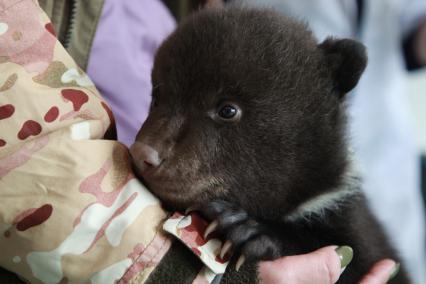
[
  {"left": 335, "top": 246, "right": 353, "bottom": 268},
  {"left": 388, "top": 262, "right": 400, "bottom": 280}
]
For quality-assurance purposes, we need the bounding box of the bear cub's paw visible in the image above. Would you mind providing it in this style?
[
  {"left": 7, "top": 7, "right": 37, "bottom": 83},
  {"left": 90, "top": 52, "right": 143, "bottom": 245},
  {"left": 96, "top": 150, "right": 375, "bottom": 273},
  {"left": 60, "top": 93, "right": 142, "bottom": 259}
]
[{"left": 193, "top": 200, "right": 283, "bottom": 269}]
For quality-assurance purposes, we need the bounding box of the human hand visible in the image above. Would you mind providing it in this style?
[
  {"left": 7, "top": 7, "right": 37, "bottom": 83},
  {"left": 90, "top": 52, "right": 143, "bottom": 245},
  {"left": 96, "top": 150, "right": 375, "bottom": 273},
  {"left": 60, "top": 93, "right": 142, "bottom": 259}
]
[{"left": 258, "top": 246, "right": 400, "bottom": 284}]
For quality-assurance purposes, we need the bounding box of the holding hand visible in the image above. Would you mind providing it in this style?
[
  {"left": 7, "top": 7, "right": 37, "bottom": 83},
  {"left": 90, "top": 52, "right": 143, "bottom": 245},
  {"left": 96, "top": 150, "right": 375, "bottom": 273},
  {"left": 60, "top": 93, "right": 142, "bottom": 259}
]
[{"left": 259, "top": 246, "right": 400, "bottom": 284}]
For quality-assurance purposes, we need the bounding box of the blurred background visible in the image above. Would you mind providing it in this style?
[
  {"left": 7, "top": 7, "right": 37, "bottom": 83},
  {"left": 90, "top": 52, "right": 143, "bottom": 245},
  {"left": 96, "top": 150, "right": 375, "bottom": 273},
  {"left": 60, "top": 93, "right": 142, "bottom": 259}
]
[
  {"left": 408, "top": 70, "right": 426, "bottom": 153},
  {"left": 408, "top": 68, "right": 426, "bottom": 206}
]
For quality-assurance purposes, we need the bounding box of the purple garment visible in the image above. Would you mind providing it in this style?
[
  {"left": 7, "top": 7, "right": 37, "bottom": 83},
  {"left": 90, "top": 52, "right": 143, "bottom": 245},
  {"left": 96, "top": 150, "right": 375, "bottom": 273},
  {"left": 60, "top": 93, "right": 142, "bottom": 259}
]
[{"left": 87, "top": 0, "right": 176, "bottom": 146}]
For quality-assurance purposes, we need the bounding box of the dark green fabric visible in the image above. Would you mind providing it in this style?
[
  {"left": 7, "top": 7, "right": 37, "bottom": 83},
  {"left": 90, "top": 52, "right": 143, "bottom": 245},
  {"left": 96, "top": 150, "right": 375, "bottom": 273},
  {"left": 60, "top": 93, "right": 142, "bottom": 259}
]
[
  {"left": 39, "top": 0, "right": 105, "bottom": 71},
  {"left": 68, "top": 0, "right": 104, "bottom": 71},
  {"left": 38, "top": 0, "right": 68, "bottom": 42},
  {"left": 221, "top": 260, "right": 260, "bottom": 283},
  {"left": 145, "top": 239, "right": 260, "bottom": 284},
  {"left": 145, "top": 240, "right": 203, "bottom": 284}
]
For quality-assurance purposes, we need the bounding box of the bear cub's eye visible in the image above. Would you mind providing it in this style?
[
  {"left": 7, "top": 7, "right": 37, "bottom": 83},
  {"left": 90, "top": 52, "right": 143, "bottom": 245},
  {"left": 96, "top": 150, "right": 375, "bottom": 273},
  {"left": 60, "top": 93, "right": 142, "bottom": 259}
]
[
  {"left": 214, "top": 102, "right": 242, "bottom": 122},
  {"left": 219, "top": 105, "right": 237, "bottom": 119}
]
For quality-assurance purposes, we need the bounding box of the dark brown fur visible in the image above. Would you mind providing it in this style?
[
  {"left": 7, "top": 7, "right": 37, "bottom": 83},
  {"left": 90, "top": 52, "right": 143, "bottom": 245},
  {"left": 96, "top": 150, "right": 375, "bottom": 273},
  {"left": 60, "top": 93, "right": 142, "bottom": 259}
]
[{"left": 133, "top": 7, "right": 410, "bottom": 283}]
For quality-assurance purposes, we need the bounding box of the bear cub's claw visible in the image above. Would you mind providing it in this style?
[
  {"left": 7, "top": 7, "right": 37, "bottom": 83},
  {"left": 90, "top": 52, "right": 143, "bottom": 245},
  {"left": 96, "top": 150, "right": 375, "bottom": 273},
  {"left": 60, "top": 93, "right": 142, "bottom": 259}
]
[{"left": 195, "top": 200, "right": 282, "bottom": 268}]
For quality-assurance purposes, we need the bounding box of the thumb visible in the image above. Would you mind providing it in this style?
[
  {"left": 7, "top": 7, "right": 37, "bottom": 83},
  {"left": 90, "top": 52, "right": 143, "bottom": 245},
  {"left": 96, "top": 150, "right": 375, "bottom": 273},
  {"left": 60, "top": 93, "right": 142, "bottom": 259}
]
[
  {"left": 259, "top": 246, "right": 351, "bottom": 284},
  {"left": 359, "top": 259, "right": 399, "bottom": 284}
]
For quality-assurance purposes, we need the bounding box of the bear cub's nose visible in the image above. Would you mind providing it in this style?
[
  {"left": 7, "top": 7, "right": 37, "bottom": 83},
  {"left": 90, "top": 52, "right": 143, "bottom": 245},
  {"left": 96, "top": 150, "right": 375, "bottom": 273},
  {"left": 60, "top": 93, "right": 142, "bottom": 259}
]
[{"left": 130, "top": 142, "right": 162, "bottom": 174}]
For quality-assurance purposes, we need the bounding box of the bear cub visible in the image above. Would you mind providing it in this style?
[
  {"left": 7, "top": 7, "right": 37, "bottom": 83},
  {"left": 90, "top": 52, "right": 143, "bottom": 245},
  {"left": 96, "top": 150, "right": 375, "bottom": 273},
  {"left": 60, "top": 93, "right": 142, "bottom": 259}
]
[{"left": 130, "top": 7, "right": 409, "bottom": 283}]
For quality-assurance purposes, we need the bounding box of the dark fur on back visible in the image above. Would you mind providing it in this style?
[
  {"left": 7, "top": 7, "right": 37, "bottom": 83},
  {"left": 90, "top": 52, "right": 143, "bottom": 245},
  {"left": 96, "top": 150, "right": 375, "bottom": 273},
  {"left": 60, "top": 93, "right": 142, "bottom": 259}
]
[{"left": 133, "top": 7, "right": 409, "bottom": 283}]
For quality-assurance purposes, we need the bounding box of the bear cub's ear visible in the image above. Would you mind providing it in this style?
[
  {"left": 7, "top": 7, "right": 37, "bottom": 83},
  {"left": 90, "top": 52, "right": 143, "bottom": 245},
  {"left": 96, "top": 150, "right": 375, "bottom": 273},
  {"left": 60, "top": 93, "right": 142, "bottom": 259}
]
[{"left": 318, "top": 38, "right": 367, "bottom": 98}]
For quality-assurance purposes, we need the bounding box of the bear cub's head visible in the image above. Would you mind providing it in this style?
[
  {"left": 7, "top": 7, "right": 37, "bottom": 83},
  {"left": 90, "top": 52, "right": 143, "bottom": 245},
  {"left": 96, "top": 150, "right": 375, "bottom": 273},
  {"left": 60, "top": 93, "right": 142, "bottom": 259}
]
[{"left": 131, "top": 7, "right": 367, "bottom": 220}]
